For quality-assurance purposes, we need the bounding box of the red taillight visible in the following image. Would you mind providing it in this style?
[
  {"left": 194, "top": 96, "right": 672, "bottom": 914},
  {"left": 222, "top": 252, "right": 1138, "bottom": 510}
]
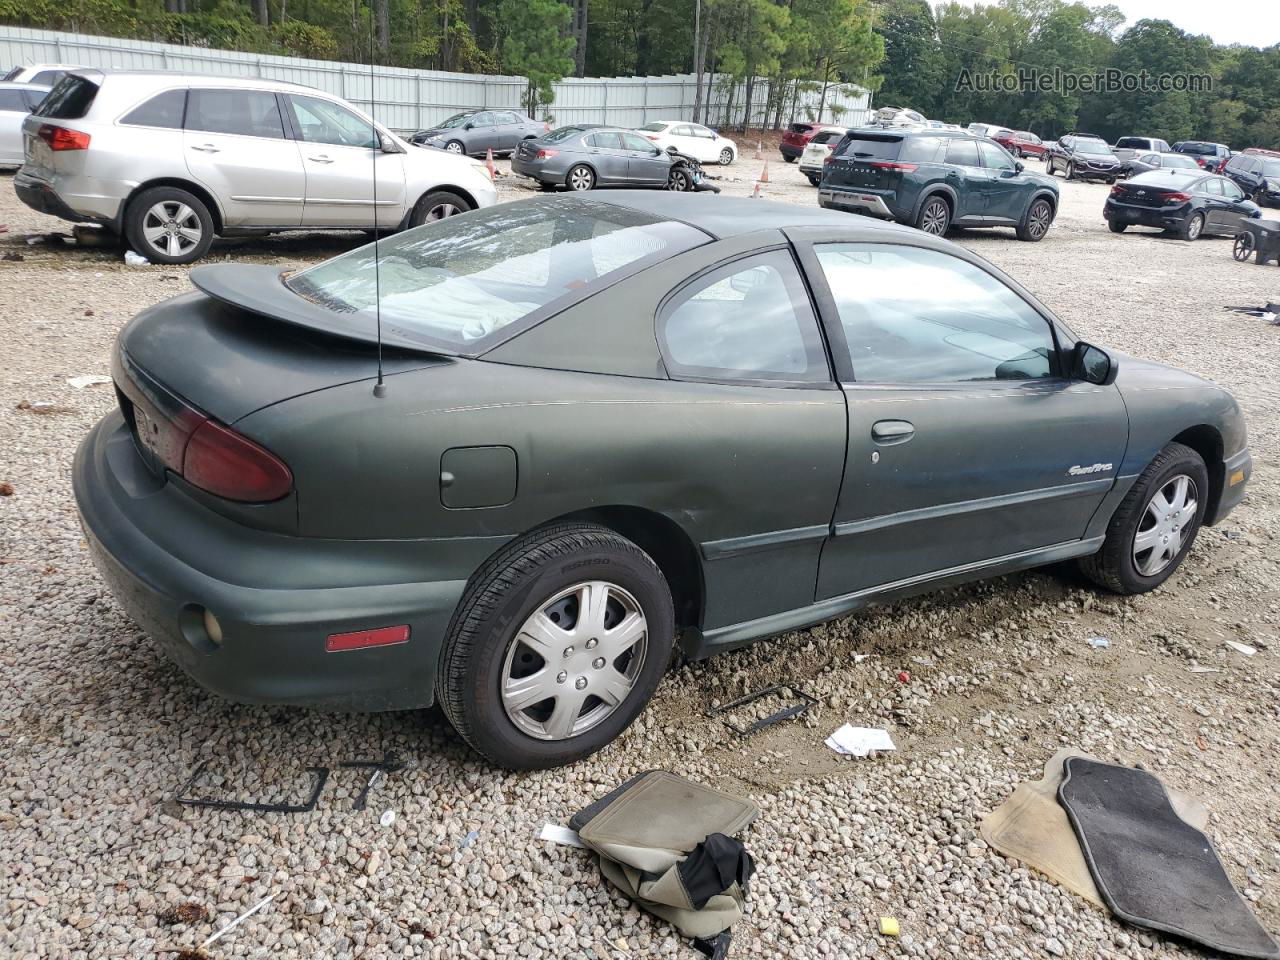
[
  {"left": 536, "top": 148, "right": 559, "bottom": 159},
  {"left": 1110, "top": 184, "right": 1126, "bottom": 197},
  {"left": 182, "top": 419, "right": 293, "bottom": 503},
  {"left": 325, "top": 625, "right": 410, "bottom": 653},
  {"left": 1164, "top": 191, "right": 1192, "bottom": 204},
  {"left": 869, "top": 161, "right": 918, "bottom": 172},
  {"left": 644, "top": 135, "right": 659, "bottom": 141},
  {"left": 37, "top": 124, "right": 90, "bottom": 151}
]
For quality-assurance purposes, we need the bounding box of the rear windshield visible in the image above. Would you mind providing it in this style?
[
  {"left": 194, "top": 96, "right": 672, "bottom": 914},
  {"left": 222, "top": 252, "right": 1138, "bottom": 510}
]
[
  {"left": 837, "top": 135, "right": 901, "bottom": 160},
  {"left": 811, "top": 130, "right": 842, "bottom": 145},
  {"left": 1178, "top": 142, "right": 1215, "bottom": 155},
  {"left": 1163, "top": 154, "right": 1200, "bottom": 169},
  {"left": 33, "top": 74, "right": 98, "bottom": 120},
  {"left": 1115, "top": 138, "right": 1148, "bottom": 149},
  {"left": 789, "top": 123, "right": 814, "bottom": 134},
  {"left": 544, "top": 125, "right": 590, "bottom": 143},
  {"left": 286, "top": 198, "right": 707, "bottom": 351}
]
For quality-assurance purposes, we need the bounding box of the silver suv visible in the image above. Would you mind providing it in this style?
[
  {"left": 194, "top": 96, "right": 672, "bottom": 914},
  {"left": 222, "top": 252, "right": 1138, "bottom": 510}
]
[{"left": 15, "top": 70, "right": 498, "bottom": 264}]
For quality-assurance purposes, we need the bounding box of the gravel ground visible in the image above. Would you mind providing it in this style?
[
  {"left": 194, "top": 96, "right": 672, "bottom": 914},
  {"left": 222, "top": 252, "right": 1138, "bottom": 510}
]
[{"left": 2, "top": 153, "right": 1279, "bottom": 960}]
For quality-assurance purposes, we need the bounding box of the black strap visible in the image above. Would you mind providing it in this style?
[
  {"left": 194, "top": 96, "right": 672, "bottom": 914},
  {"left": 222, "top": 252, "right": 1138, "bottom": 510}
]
[
  {"left": 692, "top": 930, "right": 732, "bottom": 959},
  {"left": 677, "top": 833, "right": 755, "bottom": 910}
]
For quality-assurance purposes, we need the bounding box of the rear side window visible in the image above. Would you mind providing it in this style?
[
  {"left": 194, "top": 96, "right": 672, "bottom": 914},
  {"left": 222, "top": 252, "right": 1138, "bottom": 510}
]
[
  {"left": 901, "top": 137, "right": 945, "bottom": 163},
  {"left": 33, "top": 74, "right": 99, "bottom": 120},
  {"left": 187, "top": 89, "right": 285, "bottom": 139},
  {"left": 121, "top": 89, "right": 186, "bottom": 129},
  {"left": 838, "top": 136, "right": 901, "bottom": 160},
  {"left": 22, "top": 89, "right": 48, "bottom": 110},
  {"left": 945, "top": 139, "right": 980, "bottom": 166},
  {"left": 587, "top": 132, "right": 623, "bottom": 149},
  {"left": 659, "top": 250, "right": 828, "bottom": 384},
  {"left": 815, "top": 243, "right": 1055, "bottom": 383},
  {"left": 0, "top": 89, "right": 27, "bottom": 111}
]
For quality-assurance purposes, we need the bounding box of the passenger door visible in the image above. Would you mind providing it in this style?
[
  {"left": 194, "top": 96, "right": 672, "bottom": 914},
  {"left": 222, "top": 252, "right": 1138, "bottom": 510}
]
[
  {"left": 978, "top": 140, "right": 1025, "bottom": 223},
  {"left": 942, "top": 138, "right": 989, "bottom": 222},
  {"left": 490, "top": 111, "right": 524, "bottom": 153},
  {"left": 791, "top": 235, "right": 1128, "bottom": 599},
  {"left": 466, "top": 111, "right": 501, "bottom": 154},
  {"left": 182, "top": 88, "right": 305, "bottom": 227},
  {"left": 583, "top": 132, "right": 631, "bottom": 183},
  {"left": 1216, "top": 177, "right": 1252, "bottom": 233},
  {"left": 285, "top": 94, "right": 406, "bottom": 228},
  {"left": 621, "top": 132, "right": 671, "bottom": 185}
]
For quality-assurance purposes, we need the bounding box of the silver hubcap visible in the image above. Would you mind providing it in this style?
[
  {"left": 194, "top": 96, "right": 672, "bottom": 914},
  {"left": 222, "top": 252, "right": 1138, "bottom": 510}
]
[
  {"left": 1133, "top": 474, "right": 1198, "bottom": 576},
  {"left": 720, "top": 149, "right": 732, "bottom": 164},
  {"left": 569, "top": 167, "right": 593, "bottom": 190},
  {"left": 1188, "top": 215, "right": 1203, "bottom": 239},
  {"left": 1029, "top": 201, "right": 1051, "bottom": 238},
  {"left": 141, "top": 201, "right": 202, "bottom": 258},
  {"left": 500, "top": 580, "right": 648, "bottom": 740},
  {"left": 922, "top": 201, "right": 947, "bottom": 235},
  {"left": 446, "top": 142, "right": 463, "bottom": 153},
  {"left": 426, "top": 202, "right": 459, "bottom": 221}
]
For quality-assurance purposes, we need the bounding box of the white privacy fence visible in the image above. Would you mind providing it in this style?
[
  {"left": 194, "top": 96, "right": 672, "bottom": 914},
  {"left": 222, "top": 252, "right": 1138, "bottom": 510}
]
[{"left": 0, "top": 25, "right": 872, "bottom": 133}]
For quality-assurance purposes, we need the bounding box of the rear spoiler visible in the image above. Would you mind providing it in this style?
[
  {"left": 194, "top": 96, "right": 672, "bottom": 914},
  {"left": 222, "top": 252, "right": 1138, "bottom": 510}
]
[{"left": 189, "top": 264, "right": 459, "bottom": 357}]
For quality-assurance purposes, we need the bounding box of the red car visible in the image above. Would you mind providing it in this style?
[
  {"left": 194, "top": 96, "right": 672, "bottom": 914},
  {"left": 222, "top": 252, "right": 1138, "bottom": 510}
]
[
  {"left": 993, "top": 129, "right": 1047, "bottom": 159},
  {"left": 780, "top": 122, "right": 844, "bottom": 162}
]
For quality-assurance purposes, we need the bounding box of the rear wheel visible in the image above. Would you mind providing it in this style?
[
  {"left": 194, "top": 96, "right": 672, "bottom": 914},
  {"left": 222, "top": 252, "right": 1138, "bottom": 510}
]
[
  {"left": 438, "top": 523, "right": 675, "bottom": 769},
  {"left": 718, "top": 147, "right": 734, "bottom": 165},
  {"left": 124, "top": 186, "right": 215, "bottom": 265},
  {"left": 1179, "top": 211, "right": 1205, "bottom": 241},
  {"left": 1079, "top": 443, "right": 1207, "bottom": 595},
  {"left": 567, "top": 164, "right": 595, "bottom": 191},
  {"left": 916, "top": 195, "right": 951, "bottom": 236},
  {"left": 1016, "top": 197, "right": 1054, "bottom": 241},
  {"left": 806, "top": 174, "right": 820, "bottom": 186},
  {"left": 407, "top": 189, "right": 472, "bottom": 227}
]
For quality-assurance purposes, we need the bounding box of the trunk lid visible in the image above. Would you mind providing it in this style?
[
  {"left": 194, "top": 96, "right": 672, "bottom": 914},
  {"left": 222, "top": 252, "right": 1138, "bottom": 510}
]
[
  {"left": 824, "top": 133, "right": 905, "bottom": 190},
  {"left": 1110, "top": 178, "right": 1189, "bottom": 208},
  {"left": 20, "top": 71, "right": 100, "bottom": 181}
]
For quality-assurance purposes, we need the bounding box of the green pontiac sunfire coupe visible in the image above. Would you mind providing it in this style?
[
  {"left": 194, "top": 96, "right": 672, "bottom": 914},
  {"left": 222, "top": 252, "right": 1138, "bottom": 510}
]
[{"left": 74, "top": 193, "right": 1250, "bottom": 768}]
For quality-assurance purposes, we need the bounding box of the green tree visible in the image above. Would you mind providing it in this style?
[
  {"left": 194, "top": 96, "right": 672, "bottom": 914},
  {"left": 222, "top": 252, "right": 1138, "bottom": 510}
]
[
  {"left": 497, "top": 0, "right": 575, "bottom": 116},
  {"left": 874, "top": 0, "right": 942, "bottom": 117}
]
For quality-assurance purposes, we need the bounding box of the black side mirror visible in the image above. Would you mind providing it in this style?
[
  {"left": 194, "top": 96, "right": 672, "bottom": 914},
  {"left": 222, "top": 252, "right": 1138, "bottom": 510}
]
[
  {"left": 1014, "top": 160, "right": 1025, "bottom": 173},
  {"left": 666, "top": 145, "right": 679, "bottom": 154},
  {"left": 1072, "top": 341, "right": 1117, "bottom": 385},
  {"left": 463, "top": 122, "right": 474, "bottom": 130}
]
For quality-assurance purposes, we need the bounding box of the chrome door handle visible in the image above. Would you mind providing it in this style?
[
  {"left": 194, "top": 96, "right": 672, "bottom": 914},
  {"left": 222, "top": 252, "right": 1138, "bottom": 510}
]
[
  {"left": 871, "top": 420, "right": 915, "bottom": 444},
  {"left": 308, "top": 155, "right": 334, "bottom": 164},
  {"left": 190, "top": 144, "right": 220, "bottom": 153}
]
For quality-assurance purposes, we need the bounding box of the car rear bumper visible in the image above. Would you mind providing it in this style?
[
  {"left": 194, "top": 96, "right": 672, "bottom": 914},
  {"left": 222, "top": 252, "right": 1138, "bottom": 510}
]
[
  {"left": 818, "top": 188, "right": 897, "bottom": 220},
  {"left": 73, "top": 412, "right": 494, "bottom": 712},
  {"left": 14, "top": 170, "right": 123, "bottom": 226},
  {"left": 1103, "top": 199, "right": 1186, "bottom": 230},
  {"left": 780, "top": 142, "right": 804, "bottom": 159},
  {"left": 1208, "top": 447, "right": 1251, "bottom": 525},
  {"left": 510, "top": 155, "right": 562, "bottom": 184}
]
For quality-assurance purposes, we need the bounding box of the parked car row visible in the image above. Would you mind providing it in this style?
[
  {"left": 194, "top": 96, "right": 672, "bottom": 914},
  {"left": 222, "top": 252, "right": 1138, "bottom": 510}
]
[{"left": 1104, "top": 169, "right": 1262, "bottom": 241}]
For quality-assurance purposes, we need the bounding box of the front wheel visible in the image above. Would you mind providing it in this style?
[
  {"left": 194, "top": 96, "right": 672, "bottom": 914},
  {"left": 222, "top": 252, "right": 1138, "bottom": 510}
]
[
  {"left": 438, "top": 524, "right": 675, "bottom": 769},
  {"left": 566, "top": 164, "right": 595, "bottom": 191},
  {"left": 1079, "top": 443, "right": 1207, "bottom": 595},
  {"left": 718, "top": 147, "right": 734, "bottom": 165},
  {"left": 916, "top": 195, "right": 951, "bottom": 236},
  {"left": 1016, "top": 197, "right": 1054, "bottom": 241},
  {"left": 444, "top": 140, "right": 465, "bottom": 154},
  {"left": 667, "top": 168, "right": 692, "bottom": 192},
  {"left": 407, "top": 189, "right": 472, "bottom": 227},
  {"left": 1065, "top": 160, "right": 1075, "bottom": 180}
]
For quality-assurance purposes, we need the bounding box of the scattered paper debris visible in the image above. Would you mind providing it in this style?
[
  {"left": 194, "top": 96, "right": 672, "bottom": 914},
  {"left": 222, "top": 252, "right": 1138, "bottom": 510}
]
[
  {"left": 538, "top": 823, "right": 586, "bottom": 848},
  {"left": 200, "top": 892, "right": 277, "bottom": 949},
  {"left": 879, "top": 916, "right": 900, "bottom": 937},
  {"left": 1188, "top": 666, "right": 1221, "bottom": 674},
  {"left": 379, "top": 810, "right": 396, "bottom": 827},
  {"left": 1087, "top": 636, "right": 1111, "bottom": 649},
  {"left": 853, "top": 653, "right": 869, "bottom": 663},
  {"left": 67, "top": 375, "right": 111, "bottom": 389},
  {"left": 911, "top": 656, "right": 935, "bottom": 666},
  {"left": 124, "top": 250, "right": 150, "bottom": 266},
  {"left": 1224, "top": 640, "right": 1257, "bottom": 656},
  {"left": 825, "top": 724, "right": 896, "bottom": 758}
]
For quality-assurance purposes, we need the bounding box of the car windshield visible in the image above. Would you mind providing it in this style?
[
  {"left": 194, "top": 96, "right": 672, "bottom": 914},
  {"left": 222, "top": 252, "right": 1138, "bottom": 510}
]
[
  {"left": 436, "top": 113, "right": 473, "bottom": 129},
  {"left": 286, "top": 199, "right": 706, "bottom": 350},
  {"left": 1075, "top": 140, "right": 1113, "bottom": 155}
]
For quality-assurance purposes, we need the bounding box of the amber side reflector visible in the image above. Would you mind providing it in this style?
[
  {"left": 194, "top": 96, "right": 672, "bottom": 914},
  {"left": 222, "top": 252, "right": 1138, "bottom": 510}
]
[
  {"left": 1229, "top": 470, "right": 1245, "bottom": 487},
  {"left": 325, "top": 625, "right": 410, "bottom": 653}
]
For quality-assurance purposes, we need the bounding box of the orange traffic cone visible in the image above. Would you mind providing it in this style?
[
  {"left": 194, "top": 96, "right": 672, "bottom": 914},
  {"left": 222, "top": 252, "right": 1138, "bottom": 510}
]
[
  {"left": 485, "top": 147, "right": 496, "bottom": 179},
  {"left": 758, "top": 160, "right": 770, "bottom": 184},
  {"left": 751, "top": 181, "right": 762, "bottom": 198}
]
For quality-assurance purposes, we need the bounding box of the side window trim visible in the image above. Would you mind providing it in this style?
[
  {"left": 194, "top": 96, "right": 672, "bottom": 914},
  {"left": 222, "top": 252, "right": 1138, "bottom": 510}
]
[
  {"left": 793, "top": 236, "right": 1067, "bottom": 385},
  {"left": 655, "top": 246, "right": 834, "bottom": 389}
]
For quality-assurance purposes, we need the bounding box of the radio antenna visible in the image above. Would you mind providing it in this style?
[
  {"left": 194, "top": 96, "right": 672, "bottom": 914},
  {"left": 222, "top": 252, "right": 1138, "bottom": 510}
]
[{"left": 369, "top": 8, "right": 387, "bottom": 399}]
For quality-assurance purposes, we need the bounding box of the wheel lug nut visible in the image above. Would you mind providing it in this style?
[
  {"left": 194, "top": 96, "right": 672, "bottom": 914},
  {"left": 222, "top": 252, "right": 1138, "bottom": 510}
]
[
  {"left": 593, "top": 657, "right": 605, "bottom": 669},
  {"left": 556, "top": 671, "right": 567, "bottom": 684},
  {"left": 575, "top": 677, "right": 587, "bottom": 690},
  {"left": 586, "top": 638, "right": 598, "bottom": 649},
  {"left": 562, "top": 646, "right": 574, "bottom": 658}
]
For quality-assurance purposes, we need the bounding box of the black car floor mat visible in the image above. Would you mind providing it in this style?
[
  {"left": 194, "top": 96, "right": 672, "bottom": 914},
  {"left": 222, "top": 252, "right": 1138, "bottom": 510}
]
[{"left": 1058, "top": 757, "right": 1279, "bottom": 959}]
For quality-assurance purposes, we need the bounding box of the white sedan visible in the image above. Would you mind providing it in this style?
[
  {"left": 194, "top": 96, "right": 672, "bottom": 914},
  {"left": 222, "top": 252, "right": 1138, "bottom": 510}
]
[{"left": 636, "top": 120, "right": 737, "bottom": 165}]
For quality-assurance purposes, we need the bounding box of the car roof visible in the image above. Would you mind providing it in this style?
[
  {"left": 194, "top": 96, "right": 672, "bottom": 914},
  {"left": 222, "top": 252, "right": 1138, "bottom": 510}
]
[
  {"left": 580, "top": 191, "right": 921, "bottom": 241},
  {"left": 0, "top": 81, "right": 52, "bottom": 91},
  {"left": 69, "top": 69, "right": 315, "bottom": 91},
  {"left": 1127, "top": 169, "right": 1205, "bottom": 185}
]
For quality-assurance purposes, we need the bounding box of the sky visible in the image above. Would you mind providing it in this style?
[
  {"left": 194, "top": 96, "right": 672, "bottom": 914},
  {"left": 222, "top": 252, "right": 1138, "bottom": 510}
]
[{"left": 1104, "top": 0, "right": 1280, "bottom": 48}]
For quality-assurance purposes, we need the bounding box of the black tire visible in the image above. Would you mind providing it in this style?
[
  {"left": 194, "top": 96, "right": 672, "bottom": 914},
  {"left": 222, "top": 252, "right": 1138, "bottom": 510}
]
[
  {"left": 1109, "top": 220, "right": 1128, "bottom": 233},
  {"left": 1178, "top": 211, "right": 1205, "bottom": 241},
  {"left": 566, "top": 164, "right": 595, "bottom": 191},
  {"left": 915, "top": 194, "right": 951, "bottom": 236},
  {"left": 1046, "top": 157, "right": 1056, "bottom": 176},
  {"left": 123, "top": 186, "right": 214, "bottom": 265},
  {"left": 1016, "top": 197, "right": 1054, "bottom": 241},
  {"left": 407, "top": 189, "right": 472, "bottom": 227},
  {"left": 806, "top": 174, "right": 820, "bottom": 186},
  {"left": 1065, "top": 160, "right": 1075, "bottom": 180},
  {"left": 718, "top": 147, "right": 734, "bottom": 165},
  {"left": 444, "top": 140, "right": 465, "bottom": 155},
  {"left": 667, "top": 168, "right": 692, "bottom": 192},
  {"left": 1078, "top": 442, "right": 1208, "bottom": 595},
  {"left": 538, "top": 181, "right": 557, "bottom": 192},
  {"left": 437, "top": 523, "right": 675, "bottom": 769},
  {"left": 784, "top": 154, "right": 797, "bottom": 163}
]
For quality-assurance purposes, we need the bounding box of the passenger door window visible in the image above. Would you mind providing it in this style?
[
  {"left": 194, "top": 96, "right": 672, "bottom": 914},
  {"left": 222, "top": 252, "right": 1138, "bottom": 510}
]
[
  {"left": 620, "top": 132, "right": 659, "bottom": 154},
  {"left": 1221, "top": 179, "right": 1245, "bottom": 201},
  {"left": 978, "top": 141, "right": 1016, "bottom": 170},
  {"left": 945, "top": 139, "right": 980, "bottom": 166},
  {"left": 186, "top": 89, "right": 285, "bottom": 139},
  {"left": 659, "top": 251, "right": 829, "bottom": 384},
  {"left": 814, "top": 243, "right": 1057, "bottom": 383},
  {"left": 287, "top": 95, "right": 376, "bottom": 148}
]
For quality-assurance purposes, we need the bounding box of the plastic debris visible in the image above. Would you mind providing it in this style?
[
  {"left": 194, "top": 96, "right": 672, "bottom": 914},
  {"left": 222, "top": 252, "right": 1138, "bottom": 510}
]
[
  {"left": 897, "top": 670, "right": 910, "bottom": 683},
  {"left": 1224, "top": 640, "right": 1257, "bottom": 656},
  {"left": 1188, "top": 666, "right": 1221, "bottom": 674},
  {"left": 879, "top": 916, "right": 900, "bottom": 937},
  {"left": 852, "top": 653, "right": 869, "bottom": 663},
  {"left": 825, "top": 724, "right": 896, "bottom": 758},
  {"left": 1087, "top": 636, "right": 1111, "bottom": 649},
  {"left": 124, "top": 250, "right": 150, "bottom": 266},
  {"left": 911, "top": 656, "right": 935, "bottom": 666},
  {"left": 459, "top": 829, "right": 480, "bottom": 849},
  {"left": 379, "top": 809, "right": 396, "bottom": 827},
  {"left": 200, "top": 892, "right": 277, "bottom": 949},
  {"left": 67, "top": 375, "right": 111, "bottom": 389},
  {"left": 538, "top": 822, "right": 587, "bottom": 848}
]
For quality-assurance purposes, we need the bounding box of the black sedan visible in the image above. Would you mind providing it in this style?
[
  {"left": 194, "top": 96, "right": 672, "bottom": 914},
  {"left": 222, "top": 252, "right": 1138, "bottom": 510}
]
[
  {"left": 1105, "top": 170, "right": 1262, "bottom": 240},
  {"left": 409, "top": 109, "right": 548, "bottom": 156},
  {"left": 74, "top": 194, "right": 1251, "bottom": 769}
]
